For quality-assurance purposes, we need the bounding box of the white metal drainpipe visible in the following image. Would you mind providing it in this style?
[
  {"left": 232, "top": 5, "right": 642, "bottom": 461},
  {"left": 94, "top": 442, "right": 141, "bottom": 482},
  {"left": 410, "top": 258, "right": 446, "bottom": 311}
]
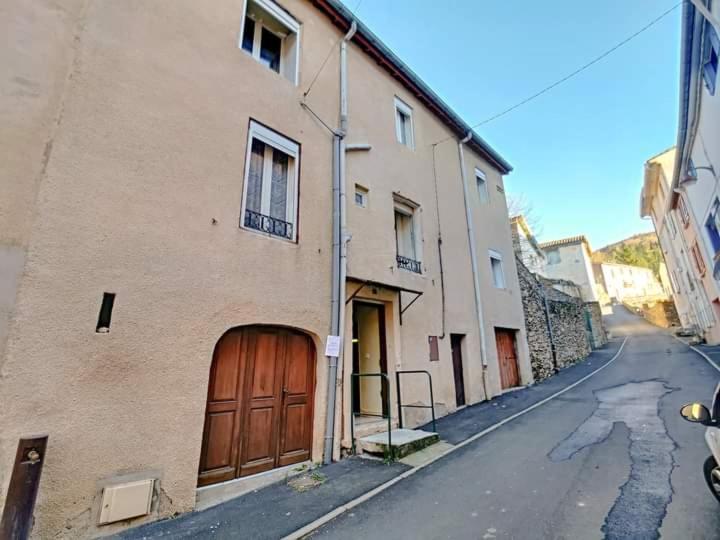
[
  {"left": 323, "top": 21, "right": 357, "bottom": 466},
  {"left": 457, "top": 132, "right": 490, "bottom": 401}
]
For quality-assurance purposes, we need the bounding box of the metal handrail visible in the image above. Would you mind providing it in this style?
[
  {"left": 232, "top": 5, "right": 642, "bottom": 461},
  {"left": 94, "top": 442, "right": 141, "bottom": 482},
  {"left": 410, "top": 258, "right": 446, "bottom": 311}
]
[
  {"left": 395, "top": 370, "right": 436, "bottom": 433},
  {"left": 350, "top": 373, "right": 392, "bottom": 457}
]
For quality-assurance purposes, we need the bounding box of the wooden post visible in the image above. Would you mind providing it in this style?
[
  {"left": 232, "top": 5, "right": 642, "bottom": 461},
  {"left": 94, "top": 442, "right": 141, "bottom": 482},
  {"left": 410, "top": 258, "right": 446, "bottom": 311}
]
[{"left": 0, "top": 435, "right": 49, "bottom": 540}]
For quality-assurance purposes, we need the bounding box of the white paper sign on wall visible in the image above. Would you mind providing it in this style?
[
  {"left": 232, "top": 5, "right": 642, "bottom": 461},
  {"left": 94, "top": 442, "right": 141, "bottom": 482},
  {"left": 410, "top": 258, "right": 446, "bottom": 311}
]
[{"left": 325, "top": 335, "right": 342, "bottom": 357}]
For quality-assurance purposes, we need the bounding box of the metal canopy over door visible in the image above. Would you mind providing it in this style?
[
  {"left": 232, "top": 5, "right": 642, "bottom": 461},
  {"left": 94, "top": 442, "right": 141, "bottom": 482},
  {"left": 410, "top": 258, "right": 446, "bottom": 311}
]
[
  {"left": 450, "top": 334, "right": 466, "bottom": 406},
  {"left": 495, "top": 328, "right": 520, "bottom": 390},
  {"left": 198, "top": 327, "right": 315, "bottom": 487}
]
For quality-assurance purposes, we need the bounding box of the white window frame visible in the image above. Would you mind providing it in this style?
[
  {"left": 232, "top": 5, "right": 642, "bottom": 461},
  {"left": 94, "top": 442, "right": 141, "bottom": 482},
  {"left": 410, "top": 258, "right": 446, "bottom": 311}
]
[
  {"left": 475, "top": 168, "right": 489, "bottom": 204},
  {"left": 489, "top": 250, "right": 506, "bottom": 289},
  {"left": 238, "top": 0, "right": 301, "bottom": 85},
  {"left": 394, "top": 97, "right": 415, "bottom": 149},
  {"left": 355, "top": 184, "right": 368, "bottom": 208},
  {"left": 393, "top": 197, "right": 422, "bottom": 272},
  {"left": 240, "top": 120, "right": 300, "bottom": 242}
]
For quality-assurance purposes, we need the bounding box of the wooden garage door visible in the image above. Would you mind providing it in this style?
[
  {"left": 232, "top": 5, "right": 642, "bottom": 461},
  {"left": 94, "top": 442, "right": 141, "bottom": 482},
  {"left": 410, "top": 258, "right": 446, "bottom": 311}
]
[
  {"left": 198, "top": 327, "right": 315, "bottom": 486},
  {"left": 495, "top": 328, "right": 520, "bottom": 390}
]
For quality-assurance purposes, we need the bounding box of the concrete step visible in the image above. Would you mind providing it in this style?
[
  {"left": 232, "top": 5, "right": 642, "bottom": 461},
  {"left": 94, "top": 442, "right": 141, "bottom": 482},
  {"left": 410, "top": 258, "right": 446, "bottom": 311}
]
[{"left": 358, "top": 429, "right": 440, "bottom": 459}]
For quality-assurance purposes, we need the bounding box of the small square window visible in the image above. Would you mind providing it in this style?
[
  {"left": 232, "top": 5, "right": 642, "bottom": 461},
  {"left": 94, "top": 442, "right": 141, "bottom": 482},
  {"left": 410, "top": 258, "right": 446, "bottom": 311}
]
[
  {"left": 355, "top": 185, "right": 368, "bottom": 208},
  {"left": 475, "top": 168, "right": 489, "bottom": 204},
  {"left": 239, "top": 0, "right": 300, "bottom": 84},
  {"left": 489, "top": 251, "right": 505, "bottom": 289},
  {"left": 241, "top": 121, "right": 299, "bottom": 242},
  {"left": 394, "top": 97, "right": 414, "bottom": 149}
]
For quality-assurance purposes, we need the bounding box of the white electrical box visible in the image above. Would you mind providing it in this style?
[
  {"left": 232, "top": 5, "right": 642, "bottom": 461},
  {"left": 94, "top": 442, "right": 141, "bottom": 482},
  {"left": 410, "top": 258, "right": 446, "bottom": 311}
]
[{"left": 98, "top": 479, "right": 154, "bottom": 525}]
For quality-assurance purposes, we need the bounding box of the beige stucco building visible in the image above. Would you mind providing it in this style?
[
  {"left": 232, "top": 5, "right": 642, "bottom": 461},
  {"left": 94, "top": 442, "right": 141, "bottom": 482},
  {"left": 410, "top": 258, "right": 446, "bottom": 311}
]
[
  {"left": 641, "top": 147, "right": 712, "bottom": 331},
  {"left": 1, "top": 0, "right": 531, "bottom": 537},
  {"left": 538, "top": 236, "right": 599, "bottom": 302},
  {"left": 640, "top": 1, "right": 720, "bottom": 343}
]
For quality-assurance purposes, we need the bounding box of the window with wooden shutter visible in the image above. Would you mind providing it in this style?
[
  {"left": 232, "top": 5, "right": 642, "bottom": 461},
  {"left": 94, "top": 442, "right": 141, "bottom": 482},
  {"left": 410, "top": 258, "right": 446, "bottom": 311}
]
[{"left": 678, "top": 195, "right": 690, "bottom": 227}]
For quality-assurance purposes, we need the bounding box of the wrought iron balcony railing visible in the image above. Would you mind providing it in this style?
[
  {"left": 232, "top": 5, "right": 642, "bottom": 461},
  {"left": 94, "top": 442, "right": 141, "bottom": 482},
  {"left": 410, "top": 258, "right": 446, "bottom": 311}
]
[
  {"left": 243, "top": 209, "right": 294, "bottom": 240},
  {"left": 396, "top": 255, "right": 421, "bottom": 274}
]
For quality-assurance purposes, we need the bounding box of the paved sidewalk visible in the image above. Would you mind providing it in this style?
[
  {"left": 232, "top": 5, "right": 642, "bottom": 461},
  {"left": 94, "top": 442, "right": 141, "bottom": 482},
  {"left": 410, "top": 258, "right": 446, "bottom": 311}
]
[{"left": 117, "top": 338, "right": 624, "bottom": 540}]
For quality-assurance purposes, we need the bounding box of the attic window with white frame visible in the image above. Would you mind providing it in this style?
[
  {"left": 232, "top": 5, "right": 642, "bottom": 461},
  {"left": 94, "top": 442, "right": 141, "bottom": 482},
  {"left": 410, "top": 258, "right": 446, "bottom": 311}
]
[
  {"left": 394, "top": 97, "right": 414, "bottom": 148},
  {"left": 241, "top": 121, "right": 299, "bottom": 242},
  {"left": 394, "top": 198, "right": 421, "bottom": 273},
  {"left": 489, "top": 250, "right": 505, "bottom": 289},
  {"left": 476, "top": 168, "right": 489, "bottom": 204},
  {"left": 240, "top": 0, "right": 300, "bottom": 85}
]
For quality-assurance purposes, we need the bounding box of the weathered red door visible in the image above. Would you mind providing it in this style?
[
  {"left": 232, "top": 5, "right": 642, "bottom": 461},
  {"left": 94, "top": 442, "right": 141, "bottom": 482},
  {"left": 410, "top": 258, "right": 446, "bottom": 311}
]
[
  {"left": 495, "top": 328, "right": 520, "bottom": 390},
  {"left": 198, "top": 327, "right": 315, "bottom": 486}
]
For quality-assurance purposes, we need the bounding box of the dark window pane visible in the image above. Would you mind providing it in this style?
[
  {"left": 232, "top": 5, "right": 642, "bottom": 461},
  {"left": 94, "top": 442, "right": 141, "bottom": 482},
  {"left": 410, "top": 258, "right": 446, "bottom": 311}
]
[
  {"left": 242, "top": 18, "right": 255, "bottom": 53},
  {"left": 260, "top": 28, "right": 281, "bottom": 73}
]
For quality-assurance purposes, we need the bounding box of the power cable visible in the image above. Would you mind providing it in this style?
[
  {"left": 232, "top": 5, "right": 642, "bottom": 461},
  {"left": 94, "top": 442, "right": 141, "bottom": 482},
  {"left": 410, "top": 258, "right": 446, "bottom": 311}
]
[
  {"left": 303, "top": 0, "right": 364, "bottom": 100},
  {"left": 432, "top": 1, "right": 683, "bottom": 146}
]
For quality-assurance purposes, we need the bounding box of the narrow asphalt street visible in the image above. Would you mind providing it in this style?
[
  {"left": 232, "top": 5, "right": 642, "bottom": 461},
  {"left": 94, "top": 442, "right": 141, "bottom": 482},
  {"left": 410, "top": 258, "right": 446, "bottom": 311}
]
[{"left": 313, "top": 307, "right": 720, "bottom": 540}]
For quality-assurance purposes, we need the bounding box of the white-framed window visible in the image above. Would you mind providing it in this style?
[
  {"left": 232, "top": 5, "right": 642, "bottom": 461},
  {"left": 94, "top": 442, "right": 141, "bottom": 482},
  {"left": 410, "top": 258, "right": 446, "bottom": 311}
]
[
  {"left": 355, "top": 184, "right": 368, "bottom": 208},
  {"left": 394, "top": 97, "right": 414, "bottom": 149},
  {"left": 489, "top": 250, "right": 505, "bottom": 289},
  {"left": 666, "top": 213, "right": 678, "bottom": 238},
  {"left": 241, "top": 120, "right": 299, "bottom": 242},
  {"left": 239, "top": 0, "right": 300, "bottom": 85},
  {"left": 394, "top": 198, "right": 421, "bottom": 273},
  {"left": 475, "top": 168, "right": 489, "bottom": 204}
]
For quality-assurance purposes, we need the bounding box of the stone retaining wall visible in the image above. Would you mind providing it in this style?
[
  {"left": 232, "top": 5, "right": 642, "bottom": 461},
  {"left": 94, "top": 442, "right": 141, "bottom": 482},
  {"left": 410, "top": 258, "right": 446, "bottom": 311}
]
[{"left": 516, "top": 258, "right": 598, "bottom": 382}]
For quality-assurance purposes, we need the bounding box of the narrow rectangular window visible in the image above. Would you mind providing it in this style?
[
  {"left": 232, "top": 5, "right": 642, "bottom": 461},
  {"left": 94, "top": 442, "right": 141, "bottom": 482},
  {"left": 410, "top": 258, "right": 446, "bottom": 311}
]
[
  {"left": 428, "top": 336, "right": 439, "bottom": 362},
  {"left": 241, "top": 121, "right": 299, "bottom": 242},
  {"left": 489, "top": 251, "right": 505, "bottom": 289},
  {"left": 260, "top": 27, "right": 281, "bottom": 73},
  {"left": 96, "top": 293, "right": 116, "bottom": 333},
  {"left": 242, "top": 17, "right": 255, "bottom": 52},
  {"left": 475, "top": 168, "right": 488, "bottom": 204},
  {"left": 394, "top": 198, "right": 421, "bottom": 273},
  {"left": 692, "top": 241, "right": 707, "bottom": 277},
  {"left": 394, "top": 97, "right": 414, "bottom": 149},
  {"left": 678, "top": 195, "right": 690, "bottom": 227}
]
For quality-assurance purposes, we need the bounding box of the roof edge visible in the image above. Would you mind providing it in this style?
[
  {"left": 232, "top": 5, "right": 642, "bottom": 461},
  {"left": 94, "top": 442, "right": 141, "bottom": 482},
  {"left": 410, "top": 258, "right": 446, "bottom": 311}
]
[{"left": 312, "top": 0, "right": 513, "bottom": 174}]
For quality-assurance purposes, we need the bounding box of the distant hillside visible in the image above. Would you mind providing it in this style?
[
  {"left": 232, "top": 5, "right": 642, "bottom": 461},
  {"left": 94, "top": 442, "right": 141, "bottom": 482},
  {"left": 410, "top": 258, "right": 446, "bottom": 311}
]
[{"left": 592, "top": 233, "right": 662, "bottom": 277}]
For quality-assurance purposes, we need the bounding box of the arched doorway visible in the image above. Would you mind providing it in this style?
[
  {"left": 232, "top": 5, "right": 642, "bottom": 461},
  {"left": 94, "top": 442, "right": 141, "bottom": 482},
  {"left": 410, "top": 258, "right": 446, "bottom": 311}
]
[{"left": 198, "top": 326, "right": 316, "bottom": 487}]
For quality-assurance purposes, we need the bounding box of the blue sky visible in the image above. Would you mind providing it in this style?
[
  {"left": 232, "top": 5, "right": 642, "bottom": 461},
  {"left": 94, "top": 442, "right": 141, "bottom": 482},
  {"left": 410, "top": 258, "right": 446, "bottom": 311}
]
[{"left": 348, "top": 0, "right": 682, "bottom": 249}]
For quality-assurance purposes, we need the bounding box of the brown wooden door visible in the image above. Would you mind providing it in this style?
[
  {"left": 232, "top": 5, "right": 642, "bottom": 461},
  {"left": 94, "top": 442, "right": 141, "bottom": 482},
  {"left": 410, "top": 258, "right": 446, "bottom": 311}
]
[
  {"left": 198, "top": 327, "right": 315, "bottom": 486},
  {"left": 495, "top": 328, "right": 519, "bottom": 390},
  {"left": 450, "top": 334, "right": 466, "bottom": 406}
]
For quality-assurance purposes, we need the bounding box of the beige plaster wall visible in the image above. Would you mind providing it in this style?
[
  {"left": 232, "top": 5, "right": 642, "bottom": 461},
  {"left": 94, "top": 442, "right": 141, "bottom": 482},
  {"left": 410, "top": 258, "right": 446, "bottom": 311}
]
[
  {"left": 1, "top": 0, "right": 338, "bottom": 537},
  {"left": 2, "top": 0, "right": 530, "bottom": 536}
]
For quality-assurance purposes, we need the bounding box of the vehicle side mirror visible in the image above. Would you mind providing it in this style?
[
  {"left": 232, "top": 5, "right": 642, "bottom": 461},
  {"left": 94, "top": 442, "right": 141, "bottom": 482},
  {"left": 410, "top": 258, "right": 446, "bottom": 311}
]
[{"left": 680, "top": 403, "right": 712, "bottom": 424}]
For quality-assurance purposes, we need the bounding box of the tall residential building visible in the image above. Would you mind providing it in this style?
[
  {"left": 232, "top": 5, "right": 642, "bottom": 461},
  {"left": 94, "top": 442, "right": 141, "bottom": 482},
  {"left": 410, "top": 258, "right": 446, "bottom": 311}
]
[{"left": 0, "top": 0, "right": 531, "bottom": 536}]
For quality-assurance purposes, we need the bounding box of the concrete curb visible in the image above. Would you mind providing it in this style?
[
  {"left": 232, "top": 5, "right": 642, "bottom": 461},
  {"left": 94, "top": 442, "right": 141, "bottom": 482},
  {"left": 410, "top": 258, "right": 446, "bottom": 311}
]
[
  {"left": 284, "top": 336, "right": 629, "bottom": 540},
  {"left": 672, "top": 335, "right": 720, "bottom": 373}
]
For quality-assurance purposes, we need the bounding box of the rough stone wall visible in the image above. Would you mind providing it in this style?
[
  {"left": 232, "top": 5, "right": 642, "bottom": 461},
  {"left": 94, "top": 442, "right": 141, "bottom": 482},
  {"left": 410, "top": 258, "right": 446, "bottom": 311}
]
[
  {"left": 585, "top": 302, "right": 608, "bottom": 348},
  {"left": 516, "top": 257, "right": 555, "bottom": 380},
  {"left": 517, "top": 257, "right": 594, "bottom": 381},
  {"left": 641, "top": 300, "right": 681, "bottom": 328},
  {"left": 549, "top": 300, "right": 591, "bottom": 369}
]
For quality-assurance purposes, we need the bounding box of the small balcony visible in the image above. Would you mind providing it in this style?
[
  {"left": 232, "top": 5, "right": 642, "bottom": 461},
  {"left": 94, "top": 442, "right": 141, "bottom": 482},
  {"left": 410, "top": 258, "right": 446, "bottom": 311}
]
[
  {"left": 243, "top": 209, "right": 293, "bottom": 240},
  {"left": 396, "top": 255, "right": 421, "bottom": 274}
]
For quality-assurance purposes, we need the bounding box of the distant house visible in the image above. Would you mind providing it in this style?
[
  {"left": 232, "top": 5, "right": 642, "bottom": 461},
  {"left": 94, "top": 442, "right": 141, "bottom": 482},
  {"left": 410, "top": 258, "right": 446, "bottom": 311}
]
[
  {"left": 510, "top": 215, "right": 547, "bottom": 276},
  {"left": 538, "top": 236, "right": 599, "bottom": 302},
  {"left": 595, "top": 262, "right": 667, "bottom": 303}
]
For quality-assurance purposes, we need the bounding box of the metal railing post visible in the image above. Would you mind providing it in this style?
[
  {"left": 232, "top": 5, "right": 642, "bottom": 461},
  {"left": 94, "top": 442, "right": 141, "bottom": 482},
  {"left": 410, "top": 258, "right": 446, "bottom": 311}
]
[
  {"left": 350, "top": 373, "right": 392, "bottom": 458},
  {"left": 1, "top": 435, "right": 49, "bottom": 540},
  {"left": 395, "top": 371, "right": 403, "bottom": 429},
  {"left": 395, "top": 370, "right": 437, "bottom": 434}
]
